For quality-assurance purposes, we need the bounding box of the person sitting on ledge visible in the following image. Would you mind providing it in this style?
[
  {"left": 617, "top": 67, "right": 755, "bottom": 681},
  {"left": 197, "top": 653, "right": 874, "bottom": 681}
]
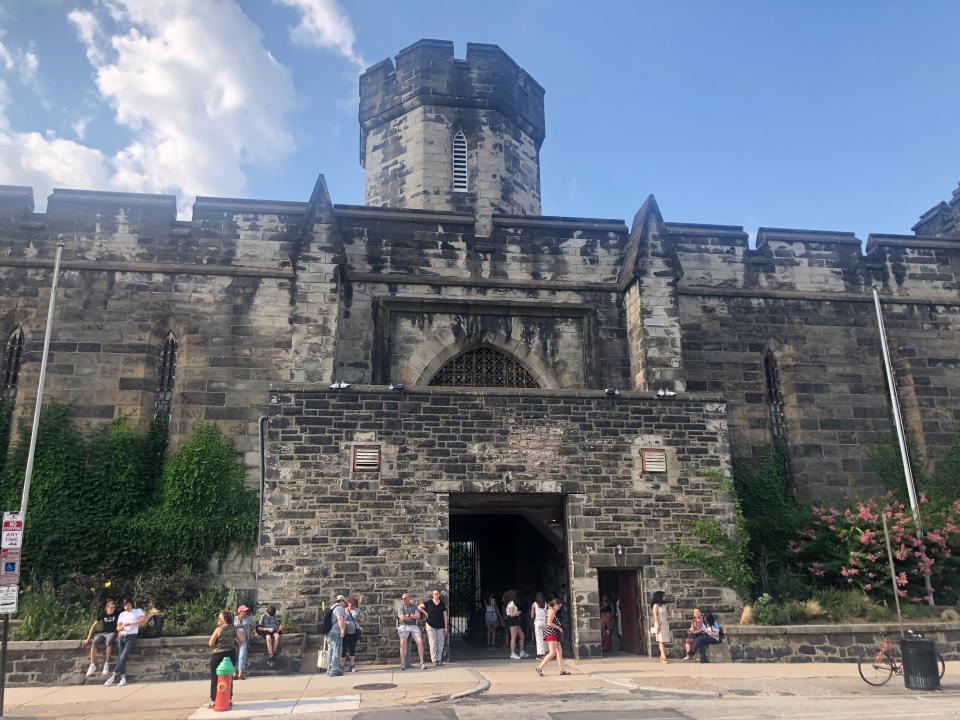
[{"left": 257, "top": 605, "right": 284, "bottom": 666}]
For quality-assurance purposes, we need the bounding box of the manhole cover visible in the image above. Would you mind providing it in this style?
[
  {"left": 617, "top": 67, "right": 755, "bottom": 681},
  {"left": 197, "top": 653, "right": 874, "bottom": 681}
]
[{"left": 353, "top": 682, "right": 398, "bottom": 690}]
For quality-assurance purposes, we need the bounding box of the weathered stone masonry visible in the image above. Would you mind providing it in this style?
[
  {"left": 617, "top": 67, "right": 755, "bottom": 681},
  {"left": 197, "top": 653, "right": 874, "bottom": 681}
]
[{"left": 261, "top": 385, "right": 737, "bottom": 661}]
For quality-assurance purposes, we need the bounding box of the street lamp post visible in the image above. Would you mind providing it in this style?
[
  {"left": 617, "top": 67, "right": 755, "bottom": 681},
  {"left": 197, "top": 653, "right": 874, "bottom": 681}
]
[{"left": 873, "top": 288, "right": 934, "bottom": 606}]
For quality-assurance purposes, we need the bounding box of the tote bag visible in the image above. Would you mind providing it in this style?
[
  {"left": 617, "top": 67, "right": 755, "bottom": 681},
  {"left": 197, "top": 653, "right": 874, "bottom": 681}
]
[{"left": 318, "top": 638, "right": 331, "bottom": 670}]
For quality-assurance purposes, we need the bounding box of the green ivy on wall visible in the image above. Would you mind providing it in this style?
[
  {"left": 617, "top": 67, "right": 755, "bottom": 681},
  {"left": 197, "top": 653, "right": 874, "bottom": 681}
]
[{"left": 0, "top": 405, "right": 258, "bottom": 581}]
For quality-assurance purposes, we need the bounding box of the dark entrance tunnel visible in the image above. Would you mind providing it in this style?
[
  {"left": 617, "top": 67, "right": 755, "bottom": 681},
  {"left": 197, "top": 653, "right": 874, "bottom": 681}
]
[{"left": 448, "top": 493, "right": 568, "bottom": 658}]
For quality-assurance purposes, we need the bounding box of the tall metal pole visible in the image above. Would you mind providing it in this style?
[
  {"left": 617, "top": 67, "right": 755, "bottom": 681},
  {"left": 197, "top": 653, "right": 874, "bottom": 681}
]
[
  {"left": 19, "top": 235, "right": 66, "bottom": 520},
  {"left": 872, "top": 288, "right": 934, "bottom": 606},
  {"left": 881, "top": 512, "right": 904, "bottom": 637},
  {"left": 1, "top": 234, "right": 65, "bottom": 718},
  {"left": 255, "top": 414, "right": 267, "bottom": 606}
]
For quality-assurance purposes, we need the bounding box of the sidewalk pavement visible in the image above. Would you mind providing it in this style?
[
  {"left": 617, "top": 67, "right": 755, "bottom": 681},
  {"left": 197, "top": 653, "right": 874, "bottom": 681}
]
[{"left": 3, "top": 657, "right": 958, "bottom": 719}]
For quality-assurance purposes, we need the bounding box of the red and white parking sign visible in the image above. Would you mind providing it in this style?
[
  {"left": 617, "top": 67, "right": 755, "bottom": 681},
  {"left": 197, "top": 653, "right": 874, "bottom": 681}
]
[{"left": 1, "top": 512, "right": 23, "bottom": 550}]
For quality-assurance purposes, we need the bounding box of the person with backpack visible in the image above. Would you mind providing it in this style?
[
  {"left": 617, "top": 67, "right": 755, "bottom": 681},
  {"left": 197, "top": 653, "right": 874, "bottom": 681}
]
[{"left": 321, "top": 595, "right": 349, "bottom": 677}]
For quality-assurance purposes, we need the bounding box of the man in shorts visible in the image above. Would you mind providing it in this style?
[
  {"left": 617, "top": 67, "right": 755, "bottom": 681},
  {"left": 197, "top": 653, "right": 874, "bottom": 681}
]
[
  {"left": 83, "top": 599, "right": 118, "bottom": 678},
  {"left": 397, "top": 592, "right": 426, "bottom": 671}
]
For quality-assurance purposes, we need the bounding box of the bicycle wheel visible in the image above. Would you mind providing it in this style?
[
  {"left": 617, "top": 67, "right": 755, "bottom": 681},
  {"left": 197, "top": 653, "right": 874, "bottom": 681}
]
[
  {"left": 938, "top": 653, "right": 946, "bottom": 680},
  {"left": 859, "top": 653, "right": 894, "bottom": 686}
]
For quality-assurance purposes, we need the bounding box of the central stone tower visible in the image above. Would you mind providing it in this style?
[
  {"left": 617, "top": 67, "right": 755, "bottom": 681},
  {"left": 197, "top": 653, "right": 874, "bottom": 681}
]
[{"left": 359, "top": 40, "right": 545, "bottom": 228}]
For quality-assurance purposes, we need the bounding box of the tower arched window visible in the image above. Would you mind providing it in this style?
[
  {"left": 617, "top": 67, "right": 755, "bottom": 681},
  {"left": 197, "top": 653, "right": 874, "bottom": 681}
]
[
  {"left": 764, "top": 351, "right": 787, "bottom": 445},
  {"left": 153, "top": 332, "right": 178, "bottom": 421},
  {"left": 0, "top": 328, "right": 24, "bottom": 409},
  {"left": 452, "top": 130, "right": 468, "bottom": 193},
  {"left": 429, "top": 346, "right": 537, "bottom": 388}
]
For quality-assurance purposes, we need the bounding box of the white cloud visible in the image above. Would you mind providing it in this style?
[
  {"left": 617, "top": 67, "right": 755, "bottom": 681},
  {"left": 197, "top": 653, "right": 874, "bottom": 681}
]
[
  {"left": 274, "top": 0, "right": 366, "bottom": 68},
  {"left": 0, "top": 30, "right": 41, "bottom": 88},
  {"left": 66, "top": 9, "right": 106, "bottom": 65},
  {"left": 0, "top": 79, "right": 111, "bottom": 200},
  {"left": 0, "top": 1, "right": 299, "bottom": 216}
]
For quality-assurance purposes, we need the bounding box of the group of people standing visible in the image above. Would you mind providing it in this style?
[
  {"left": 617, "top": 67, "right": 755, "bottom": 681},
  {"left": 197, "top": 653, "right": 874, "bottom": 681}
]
[{"left": 483, "top": 590, "right": 570, "bottom": 676}]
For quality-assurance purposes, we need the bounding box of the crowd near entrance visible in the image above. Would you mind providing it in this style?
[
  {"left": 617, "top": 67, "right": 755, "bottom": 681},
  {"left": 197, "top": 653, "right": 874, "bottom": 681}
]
[{"left": 447, "top": 493, "right": 569, "bottom": 659}]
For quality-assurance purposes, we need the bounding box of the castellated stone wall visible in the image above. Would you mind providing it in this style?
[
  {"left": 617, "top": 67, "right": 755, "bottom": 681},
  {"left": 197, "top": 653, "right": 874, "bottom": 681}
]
[
  {"left": 333, "top": 206, "right": 632, "bottom": 390},
  {"left": 260, "top": 385, "right": 738, "bottom": 661},
  {"left": 662, "top": 222, "right": 960, "bottom": 502},
  {"left": 359, "top": 40, "right": 544, "bottom": 218},
  {"left": 0, "top": 181, "right": 341, "bottom": 475}
]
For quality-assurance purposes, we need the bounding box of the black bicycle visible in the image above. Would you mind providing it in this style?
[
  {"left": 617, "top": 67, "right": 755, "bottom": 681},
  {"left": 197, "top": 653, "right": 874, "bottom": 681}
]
[{"left": 858, "top": 630, "right": 946, "bottom": 686}]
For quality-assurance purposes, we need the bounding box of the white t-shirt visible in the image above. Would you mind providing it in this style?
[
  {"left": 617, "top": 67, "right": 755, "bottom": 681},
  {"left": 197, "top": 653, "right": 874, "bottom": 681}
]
[
  {"left": 506, "top": 601, "right": 519, "bottom": 618},
  {"left": 533, "top": 602, "right": 546, "bottom": 623},
  {"left": 118, "top": 609, "right": 145, "bottom": 636}
]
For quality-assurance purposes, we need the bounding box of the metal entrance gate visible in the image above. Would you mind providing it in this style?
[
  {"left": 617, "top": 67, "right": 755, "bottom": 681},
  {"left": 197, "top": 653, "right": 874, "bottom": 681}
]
[{"left": 448, "top": 540, "right": 480, "bottom": 640}]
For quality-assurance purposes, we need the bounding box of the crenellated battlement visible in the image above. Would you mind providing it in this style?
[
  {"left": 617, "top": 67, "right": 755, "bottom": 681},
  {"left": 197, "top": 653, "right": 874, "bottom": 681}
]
[
  {"left": 663, "top": 220, "right": 960, "bottom": 299},
  {"left": 358, "top": 39, "right": 546, "bottom": 155}
]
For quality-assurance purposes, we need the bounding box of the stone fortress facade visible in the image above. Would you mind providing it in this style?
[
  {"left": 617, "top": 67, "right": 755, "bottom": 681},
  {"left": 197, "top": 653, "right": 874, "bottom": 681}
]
[{"left": 1, "top": 39, "right": 959, "bottom": 659}]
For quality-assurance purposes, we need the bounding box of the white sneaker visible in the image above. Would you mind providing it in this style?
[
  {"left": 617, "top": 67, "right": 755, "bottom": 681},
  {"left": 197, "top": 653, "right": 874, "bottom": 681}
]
[
  {"left": 519, "top": 651, "right": 529, "bottom": 659},
  {"left": 104, "top": 673, "right": 116, "bottom": 686},
  {"left": 510, "top": 653, "right": 521, "bottom": 660},
  {"left": 102, "top": 662, "right": 110, "bottom": 675},
  {"left": 118, "top": 675, "right": 127, "bottom": 687},
  {"left": 85, "top": 662, "right": 97, "bottom": 678}
]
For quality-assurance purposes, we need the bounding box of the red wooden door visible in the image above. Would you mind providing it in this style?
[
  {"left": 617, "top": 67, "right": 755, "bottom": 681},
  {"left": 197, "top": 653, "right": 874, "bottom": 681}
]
[{"left": 617, "top": 570, "right": 641, "bottom": 654}]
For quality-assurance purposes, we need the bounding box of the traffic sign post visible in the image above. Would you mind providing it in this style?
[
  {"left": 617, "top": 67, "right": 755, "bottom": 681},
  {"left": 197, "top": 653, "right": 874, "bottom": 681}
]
[{"left": 0, "top": 236, "right": 65, "bottom": 717}]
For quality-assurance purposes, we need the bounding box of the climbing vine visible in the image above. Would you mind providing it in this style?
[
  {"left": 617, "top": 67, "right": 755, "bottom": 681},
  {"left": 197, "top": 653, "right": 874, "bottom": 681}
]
[{"left": 0, "top": 405, "right": 257, "bottom": 580}]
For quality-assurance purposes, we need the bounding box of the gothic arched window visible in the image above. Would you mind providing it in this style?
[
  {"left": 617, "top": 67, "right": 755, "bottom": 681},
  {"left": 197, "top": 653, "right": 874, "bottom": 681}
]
[
  {"left": 764, "top": 351, "right": 787, "bottom": 445},
  {"left": 429, "top": 346, "right": 537, "bottom": 388},
  {"left": 452, "top": 130, "right": 468, "bottom": 193},
  {"left": 0, "top": 328, "right": 24, "bottom": 409},
  {"left": 153, "top": 332, "right": 178, "bottom": 421}
]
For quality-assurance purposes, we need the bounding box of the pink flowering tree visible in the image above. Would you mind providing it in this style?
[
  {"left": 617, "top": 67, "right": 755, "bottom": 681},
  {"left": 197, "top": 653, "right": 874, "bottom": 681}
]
[{"left": 791, "top": 494, "right": 960, "bottom": 605}]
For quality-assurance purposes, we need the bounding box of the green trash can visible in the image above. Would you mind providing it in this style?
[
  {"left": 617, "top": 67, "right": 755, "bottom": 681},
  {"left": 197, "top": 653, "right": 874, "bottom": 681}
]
[{"left": 901, "top": 637, "right": 940, "bottom": 690}]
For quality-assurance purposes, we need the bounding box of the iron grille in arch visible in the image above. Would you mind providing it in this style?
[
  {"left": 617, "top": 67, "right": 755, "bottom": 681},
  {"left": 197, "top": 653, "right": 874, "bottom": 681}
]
[{"left": 429, "top": 346, "right": 538, "bottom": 388}]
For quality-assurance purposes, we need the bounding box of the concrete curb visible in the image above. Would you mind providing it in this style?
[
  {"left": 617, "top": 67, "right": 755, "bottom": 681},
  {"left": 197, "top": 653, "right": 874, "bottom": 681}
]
[{"left": 443, "top": 667, "right": 491, "bottom": 701}]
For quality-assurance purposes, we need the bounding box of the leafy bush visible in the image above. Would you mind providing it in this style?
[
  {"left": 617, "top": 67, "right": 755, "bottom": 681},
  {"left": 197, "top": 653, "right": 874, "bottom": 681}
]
[
  {"left": 667, "top": 470, "right": 754, "bottom": 600},
  {"left": 162, "top": 585, "right": 243, "bottom": 637},
  {"left": 790, "top": 495, "right": 960, "bottom": 605},
  {"left": 55, "top": 567, "right": 211, "bottom": 613},
  {"left": 13, "top": 581, "right": 90, "bottom": 640}
]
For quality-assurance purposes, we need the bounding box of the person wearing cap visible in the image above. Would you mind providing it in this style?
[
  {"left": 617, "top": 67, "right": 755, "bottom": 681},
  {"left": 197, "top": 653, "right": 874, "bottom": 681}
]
[
  {"left": 326, "top": 595, "right": 349, "bottom": 677},
  {"left": 234, "top": 605, "right": 256, "bottom": 679}
]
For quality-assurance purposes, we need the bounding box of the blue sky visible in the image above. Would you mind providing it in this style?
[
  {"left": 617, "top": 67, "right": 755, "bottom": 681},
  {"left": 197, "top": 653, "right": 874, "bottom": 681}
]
[{"left": 0, "top": 0, "right": 957, "bottom": 243}]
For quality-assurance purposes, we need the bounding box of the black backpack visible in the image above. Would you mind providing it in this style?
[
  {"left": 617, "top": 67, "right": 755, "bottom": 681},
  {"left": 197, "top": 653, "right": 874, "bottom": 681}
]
[
  {"left": 140, "top": 614, "right": 164, "bottom": 639},
  {"left": 319, "top": 607, "right": 334, "bottom": 635}
]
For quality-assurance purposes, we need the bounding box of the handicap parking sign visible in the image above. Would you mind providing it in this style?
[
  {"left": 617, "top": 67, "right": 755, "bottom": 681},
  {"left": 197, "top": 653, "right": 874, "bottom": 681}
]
[{"left": 3, "top": 562, "right": 14, "bottom": 573}]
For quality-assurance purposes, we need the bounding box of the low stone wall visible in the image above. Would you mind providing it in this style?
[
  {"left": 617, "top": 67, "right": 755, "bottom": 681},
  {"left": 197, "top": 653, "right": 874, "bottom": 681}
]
[
  {"left": 6, "top": 622, "right": 960, "bottom": 685},
  {"left": 3, "top": 634, "right": 305, "bottom": 686},
  {"left": 724, "top": 622, "right": 960, "bottom": 663}
]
